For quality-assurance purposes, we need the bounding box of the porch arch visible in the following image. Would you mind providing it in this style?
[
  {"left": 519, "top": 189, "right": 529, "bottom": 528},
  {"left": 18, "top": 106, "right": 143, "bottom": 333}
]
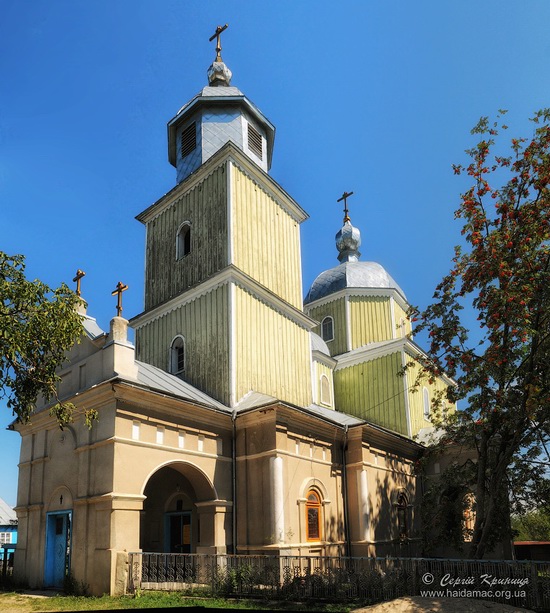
[{"left": 139, "top": 461, "right": 230, "bottom": 554}]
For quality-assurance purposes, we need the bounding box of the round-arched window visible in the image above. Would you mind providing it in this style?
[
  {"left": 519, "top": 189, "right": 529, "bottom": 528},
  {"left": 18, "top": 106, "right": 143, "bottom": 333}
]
[{"left": 306, "top": 490, "right": 322, "bottom": 541}]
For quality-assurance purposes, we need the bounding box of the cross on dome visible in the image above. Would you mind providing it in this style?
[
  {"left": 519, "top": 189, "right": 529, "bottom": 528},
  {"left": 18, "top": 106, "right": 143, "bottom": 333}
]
[
  {"left": 337, "top": 191, "right": 354, "bottom": 223},
  {"left": 209, "top": 24, "right": 228, "bottom": 62},
  {"left": 206, "top": 23, "right": 232, "bottom": 86}
]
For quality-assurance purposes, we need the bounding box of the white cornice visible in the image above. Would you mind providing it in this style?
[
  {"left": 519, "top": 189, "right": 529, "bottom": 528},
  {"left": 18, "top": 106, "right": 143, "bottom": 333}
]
[
  {"left": 136, "top": 142, "right": 308, "bottom": 226},
  {"left": 131, "top": 265, "right": 316, "bottom": 331},
  {"left": 334, "top": 337, "right": 457, "bottom": 387},
  {"left": 305, "top": 287, "right": 409, "bottom": 313},
  {"left": 335, "top": 338, "right": 406, "bottom": 370}
]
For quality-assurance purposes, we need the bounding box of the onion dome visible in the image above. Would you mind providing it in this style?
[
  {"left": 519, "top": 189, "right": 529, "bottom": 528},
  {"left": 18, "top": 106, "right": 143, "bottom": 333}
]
[{"left": 305, "top": 217, "right": 405, "bottom": 305}]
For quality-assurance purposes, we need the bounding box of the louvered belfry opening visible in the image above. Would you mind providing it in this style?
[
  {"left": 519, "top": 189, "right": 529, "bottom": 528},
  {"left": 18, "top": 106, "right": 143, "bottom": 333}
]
[
  {"left": 180, "top": 122, "right": 197, "bottom": 159},
  {"left": 247, "top": 123, "right": 263, "bottom": 159}
]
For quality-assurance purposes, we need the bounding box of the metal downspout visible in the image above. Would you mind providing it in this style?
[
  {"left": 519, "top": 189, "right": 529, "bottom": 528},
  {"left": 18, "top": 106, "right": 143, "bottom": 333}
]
[
  {"left": 342, "top": 424, "right": 351, "bottom": 557},
  {"left": 232, "top": 409, "right": 237, "bottom": 554}
]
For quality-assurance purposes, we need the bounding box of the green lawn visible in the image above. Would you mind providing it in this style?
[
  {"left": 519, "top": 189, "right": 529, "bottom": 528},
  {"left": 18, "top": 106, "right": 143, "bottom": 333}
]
[{"left": 0, "top": 591, "right": 352, "bottom": 612}]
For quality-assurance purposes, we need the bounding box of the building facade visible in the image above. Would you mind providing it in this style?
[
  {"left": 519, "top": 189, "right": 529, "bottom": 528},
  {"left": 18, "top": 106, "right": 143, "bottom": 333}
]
[{"left": 13, "top": 43, "right": 454, "bottom": 595}]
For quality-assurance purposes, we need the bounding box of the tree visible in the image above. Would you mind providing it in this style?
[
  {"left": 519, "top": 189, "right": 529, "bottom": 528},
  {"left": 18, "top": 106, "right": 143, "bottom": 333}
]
[
  {"left": 512, "top": 509, "right": 550, "bottom": 541},
  {"left": 0, "top": 252, "right": 87, "bottom": 427},
  {"left": 410, "top": 109, "right": 550, "bottom": 558}
]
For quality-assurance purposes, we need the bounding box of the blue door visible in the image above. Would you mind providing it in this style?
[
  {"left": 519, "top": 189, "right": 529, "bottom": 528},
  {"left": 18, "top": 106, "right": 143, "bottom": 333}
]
[{"left": 44, "top": 512, "right": 71, "bottom": 587}]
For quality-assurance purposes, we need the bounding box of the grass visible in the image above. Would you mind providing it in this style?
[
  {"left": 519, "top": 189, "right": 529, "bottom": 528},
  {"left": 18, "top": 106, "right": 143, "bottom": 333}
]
[{"left": 0, "top": 590, "right": 353, "bottom": 612}]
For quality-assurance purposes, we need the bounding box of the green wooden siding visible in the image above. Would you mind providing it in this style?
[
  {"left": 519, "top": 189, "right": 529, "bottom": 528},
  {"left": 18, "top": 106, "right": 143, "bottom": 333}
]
[
  {"left": 235, "top": 286, "right": 312, "bottom": 407},
  {"left": 306, "top": 298, "right": 347, "bottom": 356},
  {"left": 136, "top": 285, "right": 231, "bottom": 405},
  {"left": 406, "top": 359, "right": 453, "bottom": 437},
  {"left": 232, "top": 164, "right": 303, "bottom": 309},
  {"left": 144, "top": 165, "right": 228, "bottom": 310},
  {"left": 349, "top": 296, "right": 393, "bottom": 348},
  {"left": 334, "top": 352, "right": 407, "bottom": 435}
]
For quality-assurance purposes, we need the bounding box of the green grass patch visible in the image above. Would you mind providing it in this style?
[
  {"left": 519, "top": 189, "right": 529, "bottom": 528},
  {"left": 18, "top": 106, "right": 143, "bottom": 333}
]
[{"left": 0, "top": 590, "right": 353, "bottom": 611}]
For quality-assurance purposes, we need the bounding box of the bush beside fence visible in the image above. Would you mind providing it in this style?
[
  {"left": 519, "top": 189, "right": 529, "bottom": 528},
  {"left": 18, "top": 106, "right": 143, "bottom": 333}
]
[{"left": 128, "top": 553, "right": 550, "bottom": 610}]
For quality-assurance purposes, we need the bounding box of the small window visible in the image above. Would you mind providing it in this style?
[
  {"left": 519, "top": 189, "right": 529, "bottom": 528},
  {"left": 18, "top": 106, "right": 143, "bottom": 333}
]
[
  {"left": 0, "top": 532, "right": 11, "bottom": 545},
  {"left": 306, "top": 490, "right": 322, "bottom": 541},
  {"left": 396, "top": 491, "right": 409, "bottom": 539},
  {"left": 321, "top": 316, "right": 334, "bottom": 342},
  {"left": 320, "top": 374, "right": 331, "bottom": 406},
  {"left": 176, "top": 223, "right": 191, "bottom": 260},
  {"left": 170, "top": 336, "right": 185, "bottom": 375},
  {"left": 180, "top": 122, "right": 196, "bottom": 158},
  {"left": 247, "top": 123, "right": 263, "bottom": 159},
  {"left": 423, "top": 387, "right": 430, "bottom": 419}
]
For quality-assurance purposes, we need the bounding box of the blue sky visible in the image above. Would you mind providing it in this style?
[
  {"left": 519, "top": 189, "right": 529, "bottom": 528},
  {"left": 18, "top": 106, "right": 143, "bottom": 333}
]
[{"left": 1, "top": 1, "right": 549, "bottom": 508}]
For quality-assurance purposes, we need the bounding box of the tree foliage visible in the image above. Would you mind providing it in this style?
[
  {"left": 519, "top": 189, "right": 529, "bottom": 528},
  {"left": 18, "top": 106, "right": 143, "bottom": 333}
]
[
  {"left": 0, "top": 252, "right": 85, "bottom": 427},
  {"left": 512, "top": 509, "right": 550, "bottom": 542},
  {"left": 411, "top": 109, "right": 550, "bottom": 558}
]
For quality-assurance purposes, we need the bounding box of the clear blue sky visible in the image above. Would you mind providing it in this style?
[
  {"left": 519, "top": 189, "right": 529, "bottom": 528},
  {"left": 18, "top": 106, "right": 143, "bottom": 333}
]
[{"left": 1, "top": 1, "right": 549, "bottom": 508}]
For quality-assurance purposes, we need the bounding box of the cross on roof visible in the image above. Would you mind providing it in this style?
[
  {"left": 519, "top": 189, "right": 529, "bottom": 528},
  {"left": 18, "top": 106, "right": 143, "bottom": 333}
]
[
  {"left": 209, "top": 24, "right": 228, "bottom": 62},
  {"left": 72, "top": 269, "right": 86, "bottom": 297},
  {"left": 111, "top": 281, "right": 128, "bottom": 317},
  {"left": 337, "top": 191, "right": 354, "bottom": 223}
]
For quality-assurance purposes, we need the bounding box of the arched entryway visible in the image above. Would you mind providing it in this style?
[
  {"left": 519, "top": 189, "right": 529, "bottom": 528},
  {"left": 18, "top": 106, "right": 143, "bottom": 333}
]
[{"left": 140, "top": 461, "right": 229, "bottom": 554}]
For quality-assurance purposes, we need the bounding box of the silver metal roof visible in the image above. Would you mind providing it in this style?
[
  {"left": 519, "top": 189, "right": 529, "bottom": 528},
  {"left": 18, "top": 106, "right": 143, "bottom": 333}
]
[
  {"left": 82, "top": 315, "right": 105, "bottom": 340},
  {"left": 311, "top": 332, "right": 330, "bottom": 355},
  {"left": 304, "top": 260, "right": 406, "bottom": 304},
  {"left": 0, "top": 497, "right": 16, "bottom": 525},
  {"left": 132, "top": 361, "right": 230, "bottom": 413}
]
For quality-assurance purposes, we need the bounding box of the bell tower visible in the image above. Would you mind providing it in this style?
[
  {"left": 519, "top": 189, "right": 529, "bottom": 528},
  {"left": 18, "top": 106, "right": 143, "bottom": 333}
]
[
  {"left": 167, "top": 24, "right": 275, "bottom": 185},
  {"left": 131, "top": 27, "right": 314, "bottom": 409}
]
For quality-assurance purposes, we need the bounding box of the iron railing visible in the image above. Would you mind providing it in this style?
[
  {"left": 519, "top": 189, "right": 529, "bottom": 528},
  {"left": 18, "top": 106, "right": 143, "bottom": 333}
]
[{"left": 127, "top": 552, "right": 550, "bottom": 609}]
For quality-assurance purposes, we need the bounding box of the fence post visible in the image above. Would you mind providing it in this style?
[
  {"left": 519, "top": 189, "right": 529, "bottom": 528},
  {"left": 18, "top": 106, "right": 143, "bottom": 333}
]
[{"left": 530, "top": 562, "right": 540, "bottom": 611}]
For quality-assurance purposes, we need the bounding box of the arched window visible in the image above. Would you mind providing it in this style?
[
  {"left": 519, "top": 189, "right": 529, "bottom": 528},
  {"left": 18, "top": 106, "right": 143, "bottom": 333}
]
[
  {"left": 176, "top": 222, "right": 191, "bottom": 260},
  {"left": 321, "top": 316, "right": 334, "bottom": 342},
  {"left": 423, "top": 387, "right": 430, "bottom": 419},
  {"left": 396, "top": 491, "right": 409, "bottom": 539},
  {"left": 463, "top": 493, "right": 476, "bottom": 541},
  {"left": 320, "top": 374, "right": 331, "bottom": 406},
  {"left": 306, "top": 490, "right": 322, "bottom": 541},
  {"left": 170, "top": 336, "right": 185, "bottom": 375}
]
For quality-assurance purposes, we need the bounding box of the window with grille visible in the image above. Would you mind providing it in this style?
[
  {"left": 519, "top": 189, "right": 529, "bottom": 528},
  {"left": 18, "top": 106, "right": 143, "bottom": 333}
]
[
  {"left": 247, "top": 123, "right": 263, "bottom": 159},
  {"left": 0, "top": 532, "right": 12, "bottom": 545},
  {"left": 180, "top": 123, "right": 197, "bottom": 159},
  {"left": 396, "top": 491, "right": 409, "bottom": 539}
]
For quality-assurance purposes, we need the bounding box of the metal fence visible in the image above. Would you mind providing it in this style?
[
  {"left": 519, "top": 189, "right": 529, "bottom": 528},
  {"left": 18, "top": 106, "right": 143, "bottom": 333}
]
[
  {"left": 128, "top": 552, "right": 550, "bottom": 610},
  {"left": 0, "top": 545, "right": 16, "bottom": 586}
]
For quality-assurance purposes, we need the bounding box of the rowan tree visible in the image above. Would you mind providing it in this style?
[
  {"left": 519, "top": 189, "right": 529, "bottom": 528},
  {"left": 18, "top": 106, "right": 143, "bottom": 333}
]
[
  {"left": 0, "top": 252, "right": 86, "bottom": 427},
  {"left": 410, "top": 109, "right": 550, "bottom": 558}
]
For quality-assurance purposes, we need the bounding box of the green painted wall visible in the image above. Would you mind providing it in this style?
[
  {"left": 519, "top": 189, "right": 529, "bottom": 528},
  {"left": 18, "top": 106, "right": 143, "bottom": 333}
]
[{"left": 334, "top": 352, "right": 407, "bottom": 435}]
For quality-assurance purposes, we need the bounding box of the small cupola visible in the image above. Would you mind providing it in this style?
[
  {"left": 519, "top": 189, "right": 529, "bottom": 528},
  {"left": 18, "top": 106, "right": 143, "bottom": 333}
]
[{"left": 167, "top": 24, "right": 276, "bottom": 184}]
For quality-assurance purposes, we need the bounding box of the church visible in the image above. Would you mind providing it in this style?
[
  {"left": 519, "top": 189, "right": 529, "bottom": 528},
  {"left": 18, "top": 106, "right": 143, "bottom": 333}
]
[{"left": 12, "top": 29, "right": 455, "bottom": 596}]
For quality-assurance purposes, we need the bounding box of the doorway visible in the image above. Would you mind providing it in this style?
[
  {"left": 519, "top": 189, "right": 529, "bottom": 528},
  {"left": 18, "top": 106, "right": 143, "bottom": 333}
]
[
  {"left": 44, "top": 511, "right": 72, "bottom": 587},
  {"left": 166, "top": 512, "right": 192, "bottom": 553}
]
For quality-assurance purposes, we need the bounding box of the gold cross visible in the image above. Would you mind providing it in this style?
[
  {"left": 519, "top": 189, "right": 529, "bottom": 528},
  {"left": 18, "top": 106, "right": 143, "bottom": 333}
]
[
  {"left": 209, "top": 24, "right": 228, "bottom": 62},
  {"left": 337, "top": 191, "right": 354, "bottom": 223},
  {"left": 111, "top": 281, "right": 128, "bottom": 317},
  {"left": 72, "top": 269, "right": 86, "bottom": 297}
]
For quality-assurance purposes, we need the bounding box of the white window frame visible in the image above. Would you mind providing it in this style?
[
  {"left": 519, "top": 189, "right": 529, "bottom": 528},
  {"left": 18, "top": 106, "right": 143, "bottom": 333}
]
[
  {"left": 170, "top": 335, "right": 186, "bottom": 375},
  {"left": 321, "top": 316, "right": 334, "bottom": 342}
]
